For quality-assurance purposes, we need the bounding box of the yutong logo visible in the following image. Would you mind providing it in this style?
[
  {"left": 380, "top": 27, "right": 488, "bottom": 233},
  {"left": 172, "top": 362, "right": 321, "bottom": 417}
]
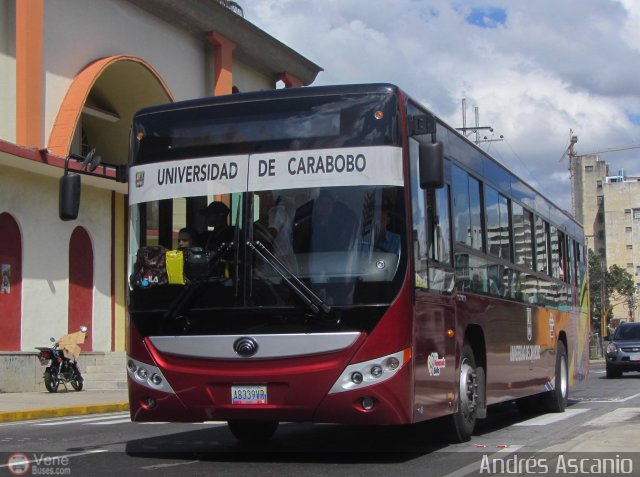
[{"left": 234, "top": 337, "right": 259, "bottom": 357}]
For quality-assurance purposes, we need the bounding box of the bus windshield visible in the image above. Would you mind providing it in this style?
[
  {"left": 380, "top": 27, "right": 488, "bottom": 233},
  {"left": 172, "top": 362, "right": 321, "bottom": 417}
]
[{"left": 127, "top": 90, "right": 406, "bottom": 333}]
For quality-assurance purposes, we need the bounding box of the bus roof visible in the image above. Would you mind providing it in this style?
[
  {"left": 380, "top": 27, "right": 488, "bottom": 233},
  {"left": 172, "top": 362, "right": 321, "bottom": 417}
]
[
  {"left": 134, "top": 82, "right": 583, "bottom": 239},
  {"left": 134, "top": 83, "right": 400, "bottom": 118}
]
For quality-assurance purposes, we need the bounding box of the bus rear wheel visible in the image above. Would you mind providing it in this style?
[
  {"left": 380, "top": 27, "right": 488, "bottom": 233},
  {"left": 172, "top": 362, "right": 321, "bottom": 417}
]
[
  {"left": 542, "top": 341, "right": 568, "bottom": 412},
  {"left": 228, "top": 420, "right": 279, "bottom": 444},
  {"left": 448, "top": 343, "right": 478, "bottom": 443}
]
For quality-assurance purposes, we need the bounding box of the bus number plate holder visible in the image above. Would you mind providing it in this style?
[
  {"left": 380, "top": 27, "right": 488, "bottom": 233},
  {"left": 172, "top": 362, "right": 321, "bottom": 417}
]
[{"left": 231, "top": 385, "right": 268, "bottom": 405}]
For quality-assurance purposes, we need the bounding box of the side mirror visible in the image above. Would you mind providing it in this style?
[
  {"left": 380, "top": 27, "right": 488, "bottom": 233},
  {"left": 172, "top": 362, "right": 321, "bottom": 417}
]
[
  {"left": 50, "top": 337, "right": 55, "bottom": 343},
  {"left": 419, "top": 141, "right": 444, "bottom": 189},
  {"left": 59, "top": 174, "right": 81, "bottom": 221}
]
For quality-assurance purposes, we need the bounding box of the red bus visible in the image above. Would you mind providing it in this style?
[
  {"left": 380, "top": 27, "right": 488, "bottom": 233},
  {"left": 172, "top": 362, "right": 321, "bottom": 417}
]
[{"left": 121, "top": 84, "right": 589, "bottom": 443}]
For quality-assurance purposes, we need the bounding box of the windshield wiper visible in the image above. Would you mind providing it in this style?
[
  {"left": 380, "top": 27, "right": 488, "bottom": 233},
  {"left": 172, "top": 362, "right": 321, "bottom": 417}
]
[
  {"left": 163, "top": 241, "right": 235, "bottom": 322},
  {"left": 247, "top": 240, "right": 331, "bottom": 315}
]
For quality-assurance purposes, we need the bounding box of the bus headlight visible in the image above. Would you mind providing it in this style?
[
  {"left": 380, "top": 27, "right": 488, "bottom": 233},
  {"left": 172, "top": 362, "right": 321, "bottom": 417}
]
[
  {"left": 329, "top": 348, "right": 411, "bottom": 394},
  {"left": 126, "top": 355, "right": 175, "bottom": 394},
  {"left": 370, "top": 365, "right": 383, "bottom": 378}
]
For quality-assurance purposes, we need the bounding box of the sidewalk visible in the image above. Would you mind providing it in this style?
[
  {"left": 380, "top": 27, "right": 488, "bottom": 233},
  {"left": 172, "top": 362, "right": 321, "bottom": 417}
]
[{"left": 0, "top": 389, "right": 128, "bottom": 422}]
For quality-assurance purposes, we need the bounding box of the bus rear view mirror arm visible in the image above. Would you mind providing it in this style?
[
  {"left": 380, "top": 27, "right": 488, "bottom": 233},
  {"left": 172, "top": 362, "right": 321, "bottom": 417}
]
[{"left": 58, "top": 150, "right": 127, "bottom": 221}]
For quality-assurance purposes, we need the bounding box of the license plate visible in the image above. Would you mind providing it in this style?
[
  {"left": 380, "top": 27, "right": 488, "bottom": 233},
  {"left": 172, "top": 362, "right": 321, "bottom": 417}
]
[
  {"left": 630, "top": 353, "right": 640, "bottom": 361},
  {"left": 39, "top": 359, "right": 52, "bottom": 367},
  {"left": 231, "top": 385, "right": 268, "bottom": 405}
]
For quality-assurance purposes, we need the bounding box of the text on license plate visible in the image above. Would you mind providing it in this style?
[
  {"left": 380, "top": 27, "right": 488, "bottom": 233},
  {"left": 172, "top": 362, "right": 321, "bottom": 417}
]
[
  {"left": 630, "top": 353, "right": 640, "bottom": 361},
  {"left": 231, "top": 385, "right": 267, "bottom": 404}
]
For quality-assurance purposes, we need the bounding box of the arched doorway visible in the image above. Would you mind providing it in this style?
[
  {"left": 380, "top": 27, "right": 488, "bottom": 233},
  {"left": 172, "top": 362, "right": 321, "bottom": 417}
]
[
  {"left": 0, "top": 213, "right": 22, "bottom": 351},
  {"left": 48, "top": 55, "right": 174, "bottom": 163},
  {"left": 68, "top": 227, "right": 93, "bottom": 350}
]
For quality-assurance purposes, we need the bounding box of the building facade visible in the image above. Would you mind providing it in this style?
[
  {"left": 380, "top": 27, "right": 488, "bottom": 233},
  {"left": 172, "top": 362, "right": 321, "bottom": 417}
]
[
  {"left": 0, "top": 0, "right": 321, "bottom": 391},
  {"left": 572, "top": 154, "right": 640, "bottom": 324}
]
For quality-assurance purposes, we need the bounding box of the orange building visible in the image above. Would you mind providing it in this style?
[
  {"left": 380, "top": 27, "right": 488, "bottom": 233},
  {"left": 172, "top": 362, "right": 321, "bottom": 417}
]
[{"left": 0, "top": 0, "right": 321, "bottom": 391}]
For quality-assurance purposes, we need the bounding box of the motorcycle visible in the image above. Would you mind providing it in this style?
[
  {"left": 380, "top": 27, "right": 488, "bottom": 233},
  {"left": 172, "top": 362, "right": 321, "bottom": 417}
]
[{"left": 35, "top": 326, "right": 87, "bottom": 393}]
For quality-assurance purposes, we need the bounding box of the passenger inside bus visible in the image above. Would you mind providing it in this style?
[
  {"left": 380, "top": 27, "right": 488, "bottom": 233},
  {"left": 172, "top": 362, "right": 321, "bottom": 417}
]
[
  {"left": 177, "top": 227, "right": 195, "bottom": 249},
  {"left": 310, "top": 192, "right": 356, "bottom": 252},
  {"left": 199, "top": 201, "right": 235, "bottom": 250},
  {"left": 267, "top": 192, "right": 298, "bottom": 271},
  {"left": 374, "top": 210, "right": 401, "bottom": 254}
]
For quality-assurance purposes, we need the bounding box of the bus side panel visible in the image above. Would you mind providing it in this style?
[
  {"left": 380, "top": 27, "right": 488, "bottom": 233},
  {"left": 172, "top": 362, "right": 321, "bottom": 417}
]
[
  {"left": 456, "top": 293, "right": 555, "bottom": 404},
  {"left": 572, "top": 279, "right": 591, "bottom": 383},
  {"left": 412, "top": 290, "right": 456, "bottom": 422}
]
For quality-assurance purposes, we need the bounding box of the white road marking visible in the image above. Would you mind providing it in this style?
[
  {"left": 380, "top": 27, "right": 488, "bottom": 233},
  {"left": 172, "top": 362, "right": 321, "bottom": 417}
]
[
  {"left": 513, "top": 408, "right": 591, "bottom": 426},
  {"left": 35, "top": 413, "right": 130, "bottom": 426},
  {"left": 141, "top": 460, "right": 200, "bottom": 470},
  {"left": 88, "top": 417, "right": 133, "bottom": 425},
  {"left": 581, "top": 407, "right": 640, "bottom": 428}
]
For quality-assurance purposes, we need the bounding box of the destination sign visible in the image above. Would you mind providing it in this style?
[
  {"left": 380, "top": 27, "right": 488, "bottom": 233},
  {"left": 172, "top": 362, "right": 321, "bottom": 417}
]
[{"left": 128, "top": 146, "right": 403, "bottom": 204}]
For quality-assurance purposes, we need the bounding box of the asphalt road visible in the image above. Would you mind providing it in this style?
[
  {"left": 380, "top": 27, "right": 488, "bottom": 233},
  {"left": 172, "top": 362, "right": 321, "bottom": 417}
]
[{"left": 1, "top": 363, "right": 639, "bottom": 477}]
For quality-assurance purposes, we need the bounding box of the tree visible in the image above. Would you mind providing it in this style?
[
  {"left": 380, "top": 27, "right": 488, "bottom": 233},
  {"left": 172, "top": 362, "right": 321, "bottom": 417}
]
[{"left": 588, "top": 249, "right": 636, "bottom": 333}]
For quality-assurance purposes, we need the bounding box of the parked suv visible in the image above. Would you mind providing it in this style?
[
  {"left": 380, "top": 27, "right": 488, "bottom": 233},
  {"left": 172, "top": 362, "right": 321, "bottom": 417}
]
[{"left": 605, "top": 322, "right": 640, "bottom": 378}]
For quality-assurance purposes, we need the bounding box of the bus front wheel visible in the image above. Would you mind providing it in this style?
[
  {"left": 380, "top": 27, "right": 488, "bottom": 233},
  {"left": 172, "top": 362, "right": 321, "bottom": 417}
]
[
  {"left": 228, "top": 420, "right": 279, "bottom": 444},
  {"left": 449, "top": 343, "right": 478, "bottom": 443}
]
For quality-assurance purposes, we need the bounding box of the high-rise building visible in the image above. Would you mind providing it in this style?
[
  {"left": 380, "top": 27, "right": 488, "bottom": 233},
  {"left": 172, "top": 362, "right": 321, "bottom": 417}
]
[{"left": 572, "top": 154, "right": 639, "bottom": 323}]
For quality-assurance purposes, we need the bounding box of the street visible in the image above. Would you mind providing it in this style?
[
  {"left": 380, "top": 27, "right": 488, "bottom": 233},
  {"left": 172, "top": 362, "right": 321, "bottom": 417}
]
[{"left": 1, "top": 363, "right": 639, "bottom": 477}]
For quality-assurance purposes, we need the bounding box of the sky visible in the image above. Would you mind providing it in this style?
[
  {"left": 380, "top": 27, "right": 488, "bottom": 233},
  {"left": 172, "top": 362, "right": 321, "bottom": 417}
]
[{"left": 244, "top": 0, "right": 640, "bottom": 213}]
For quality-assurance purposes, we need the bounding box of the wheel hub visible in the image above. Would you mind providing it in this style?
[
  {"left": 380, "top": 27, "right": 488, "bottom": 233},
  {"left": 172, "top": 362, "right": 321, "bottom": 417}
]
[{"left": 459, "top": 362, "right": 478, "bottom": 420}]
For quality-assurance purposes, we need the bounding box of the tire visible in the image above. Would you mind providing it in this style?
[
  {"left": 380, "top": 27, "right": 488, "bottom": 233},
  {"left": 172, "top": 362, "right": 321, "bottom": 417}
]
[
  {"left": 543, "top": 341, "right": 568, "bottom": 412},
  {"left": 70, "top": 367, "right": 84, "bottom": 391},
  {"left": 606, "top": 364, "right": 622, "bottom": 379},
  {"left": 448, "top": 343, "right": 478, "bottom": 443},
  {"left": 228, "top": 421, "right": 279, "bottom": 444},
  {"left": 44, "top": 370, "right": 59, "bottom": 393}
]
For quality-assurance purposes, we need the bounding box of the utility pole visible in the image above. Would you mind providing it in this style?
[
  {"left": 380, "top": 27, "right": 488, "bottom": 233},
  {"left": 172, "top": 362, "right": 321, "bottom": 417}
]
[
  {"left": 601, "top": 257, "right": 608, "bottom": 338},
  {"left": 456, "top": 98, "right": 503, "bottom": 145}
]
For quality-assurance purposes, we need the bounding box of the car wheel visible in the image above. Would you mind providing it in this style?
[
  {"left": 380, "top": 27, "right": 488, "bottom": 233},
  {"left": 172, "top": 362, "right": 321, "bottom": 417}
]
[{"left": 606, "top": 364, "right": 622, "bottom": 379}]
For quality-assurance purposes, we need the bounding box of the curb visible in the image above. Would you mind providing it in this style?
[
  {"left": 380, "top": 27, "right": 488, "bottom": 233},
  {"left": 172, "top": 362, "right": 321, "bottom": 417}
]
[{"left": 0, "top": 402, "right": 129, "bottom": 423}]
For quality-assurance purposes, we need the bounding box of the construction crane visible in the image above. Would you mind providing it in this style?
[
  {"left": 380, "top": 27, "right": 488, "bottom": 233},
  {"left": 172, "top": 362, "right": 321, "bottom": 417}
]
[{"left": 559, "top": 130, "right": 580, "bottom": 215}]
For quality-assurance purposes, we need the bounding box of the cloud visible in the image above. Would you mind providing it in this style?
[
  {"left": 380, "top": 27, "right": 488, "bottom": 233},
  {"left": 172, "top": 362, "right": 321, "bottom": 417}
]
[{"left": 245, "top": 0, "right": 640, "bottom": 212}]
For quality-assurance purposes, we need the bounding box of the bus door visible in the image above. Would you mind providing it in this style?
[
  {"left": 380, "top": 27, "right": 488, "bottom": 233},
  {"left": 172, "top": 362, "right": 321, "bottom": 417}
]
[{"left": 409, "top": 137, "right": 456, "bottom": 421}]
